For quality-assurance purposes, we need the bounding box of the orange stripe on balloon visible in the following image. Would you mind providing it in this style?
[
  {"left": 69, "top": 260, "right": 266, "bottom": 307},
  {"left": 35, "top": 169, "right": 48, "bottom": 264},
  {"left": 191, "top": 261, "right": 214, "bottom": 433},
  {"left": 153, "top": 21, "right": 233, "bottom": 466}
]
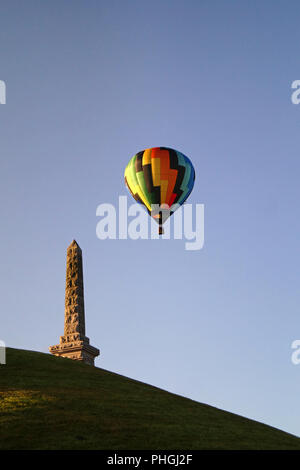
[
  {"left": 151, "top": 147, "right": 161, "bottom": 157},
  {"left": 151, "top": 148, "right": 162, "bottom": 158},
  {"left": 159, "top": 150, "right": 170, "bottom": 173},
  {"left": 165, "top": 169, "right": 178, "bottom": 205},
  {"left": 152, "top": 148, "right": 169, "bottom": 191},
  {"left": 160, "top": 180, "right": 168, "bottom": 204}
]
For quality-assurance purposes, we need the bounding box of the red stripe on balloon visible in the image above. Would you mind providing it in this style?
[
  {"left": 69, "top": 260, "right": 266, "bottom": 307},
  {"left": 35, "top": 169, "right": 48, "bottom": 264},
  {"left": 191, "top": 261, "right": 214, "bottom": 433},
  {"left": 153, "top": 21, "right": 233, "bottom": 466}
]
[{"left": 169, "top": 193, "right": 177, "bottom": 206}]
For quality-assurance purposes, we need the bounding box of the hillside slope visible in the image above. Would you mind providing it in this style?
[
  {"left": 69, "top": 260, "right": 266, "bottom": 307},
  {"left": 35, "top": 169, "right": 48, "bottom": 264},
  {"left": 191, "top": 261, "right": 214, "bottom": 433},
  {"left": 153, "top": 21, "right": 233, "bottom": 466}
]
[{"left": 0, "top": 348, "right": 299, "bottom": 450}]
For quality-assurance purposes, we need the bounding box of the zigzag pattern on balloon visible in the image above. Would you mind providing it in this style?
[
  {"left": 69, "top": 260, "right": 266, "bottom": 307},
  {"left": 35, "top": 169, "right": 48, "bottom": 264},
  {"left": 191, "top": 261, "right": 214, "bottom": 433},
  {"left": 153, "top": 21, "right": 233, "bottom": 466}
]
[{"left": 124, "top": 147, "right": 195, "bottom": 220}]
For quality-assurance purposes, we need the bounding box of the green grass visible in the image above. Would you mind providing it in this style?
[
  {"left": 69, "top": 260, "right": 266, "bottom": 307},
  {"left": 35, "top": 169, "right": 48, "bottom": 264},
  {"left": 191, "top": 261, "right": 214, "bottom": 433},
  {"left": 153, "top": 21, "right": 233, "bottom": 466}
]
[{"left": 0, "top": 347, "right": 299, "bottom": 450}]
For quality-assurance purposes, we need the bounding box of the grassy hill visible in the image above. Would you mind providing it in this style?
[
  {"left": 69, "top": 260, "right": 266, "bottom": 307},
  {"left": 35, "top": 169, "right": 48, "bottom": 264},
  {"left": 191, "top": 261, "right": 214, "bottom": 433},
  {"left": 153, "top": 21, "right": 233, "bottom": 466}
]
[{"left": 0, "top": 348, "right": 299, "bottom": 450}]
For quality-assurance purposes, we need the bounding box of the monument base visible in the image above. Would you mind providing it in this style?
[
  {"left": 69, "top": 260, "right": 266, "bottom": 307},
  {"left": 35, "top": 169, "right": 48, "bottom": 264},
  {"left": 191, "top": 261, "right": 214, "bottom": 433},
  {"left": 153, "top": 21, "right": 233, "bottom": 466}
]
[{"left": 49, "top": 339, "right": 100, "bottom": 366}]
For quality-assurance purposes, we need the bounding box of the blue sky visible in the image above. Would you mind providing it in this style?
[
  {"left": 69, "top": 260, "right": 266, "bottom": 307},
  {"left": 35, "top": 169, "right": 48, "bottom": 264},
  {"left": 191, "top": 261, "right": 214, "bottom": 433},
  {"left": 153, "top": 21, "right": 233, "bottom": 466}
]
[{"left": 1, "top": 0, "right": 300, "bottom": 438}]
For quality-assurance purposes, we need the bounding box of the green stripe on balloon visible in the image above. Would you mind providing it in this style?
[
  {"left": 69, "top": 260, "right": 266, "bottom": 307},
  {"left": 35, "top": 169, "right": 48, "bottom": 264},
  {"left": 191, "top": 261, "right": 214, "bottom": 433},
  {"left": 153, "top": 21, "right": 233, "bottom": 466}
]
[{"left": 136, "top": 171, "right": 152, "bottom": 210}]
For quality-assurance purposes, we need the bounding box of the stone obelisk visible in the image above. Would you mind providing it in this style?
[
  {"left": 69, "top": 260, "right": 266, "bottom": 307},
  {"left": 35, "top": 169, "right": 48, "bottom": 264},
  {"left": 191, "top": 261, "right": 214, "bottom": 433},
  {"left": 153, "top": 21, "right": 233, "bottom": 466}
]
[{"left": 49, "top": 240, "right": 99, "bottom": 366}]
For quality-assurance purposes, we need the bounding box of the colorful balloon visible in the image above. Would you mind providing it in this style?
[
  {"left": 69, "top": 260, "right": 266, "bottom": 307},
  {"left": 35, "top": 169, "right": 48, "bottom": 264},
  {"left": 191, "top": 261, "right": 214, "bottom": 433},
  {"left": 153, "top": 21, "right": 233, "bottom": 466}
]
[{"left": 124, "top": 147, "right": 195, "bottom": 234}]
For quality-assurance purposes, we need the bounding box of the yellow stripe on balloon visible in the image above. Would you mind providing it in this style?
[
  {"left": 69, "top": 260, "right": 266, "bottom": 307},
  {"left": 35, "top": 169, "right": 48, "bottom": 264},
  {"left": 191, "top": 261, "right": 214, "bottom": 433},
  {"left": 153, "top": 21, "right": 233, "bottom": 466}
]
[
  {"left": 152, "top": 158, "right": 160, "bottom": 186},
  {"left": 142, "top": 148, "right": 152, "bottom": 166}
]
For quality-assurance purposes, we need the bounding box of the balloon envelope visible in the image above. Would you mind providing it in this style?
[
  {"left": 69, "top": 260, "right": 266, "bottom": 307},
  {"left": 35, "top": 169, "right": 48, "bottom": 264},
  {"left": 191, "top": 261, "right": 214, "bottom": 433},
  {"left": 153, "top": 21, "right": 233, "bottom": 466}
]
[{"left": 124, "top": 147, "right": 195, "bottom": 232}]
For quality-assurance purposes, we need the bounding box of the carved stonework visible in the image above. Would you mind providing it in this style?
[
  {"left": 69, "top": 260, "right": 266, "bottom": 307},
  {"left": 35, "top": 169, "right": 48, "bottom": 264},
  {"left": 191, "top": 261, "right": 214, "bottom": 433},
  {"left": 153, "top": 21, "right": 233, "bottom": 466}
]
[{"left": 49, "top": 240, "right": 100, "bottom": 366}]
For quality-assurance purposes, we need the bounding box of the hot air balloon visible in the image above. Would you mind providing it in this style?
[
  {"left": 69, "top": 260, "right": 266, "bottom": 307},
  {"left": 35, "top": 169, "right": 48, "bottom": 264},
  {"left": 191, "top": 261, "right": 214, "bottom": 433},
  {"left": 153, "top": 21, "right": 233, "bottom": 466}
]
[{"left": 124, "top": 147, "right": 195, "bottom": 234}]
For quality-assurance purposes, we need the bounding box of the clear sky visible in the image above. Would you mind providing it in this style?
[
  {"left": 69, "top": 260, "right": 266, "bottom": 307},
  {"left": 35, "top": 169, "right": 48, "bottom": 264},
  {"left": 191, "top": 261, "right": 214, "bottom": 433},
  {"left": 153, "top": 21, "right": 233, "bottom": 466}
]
[{"left": 1, "top": 0, "right": 300, "bottom": 438}]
